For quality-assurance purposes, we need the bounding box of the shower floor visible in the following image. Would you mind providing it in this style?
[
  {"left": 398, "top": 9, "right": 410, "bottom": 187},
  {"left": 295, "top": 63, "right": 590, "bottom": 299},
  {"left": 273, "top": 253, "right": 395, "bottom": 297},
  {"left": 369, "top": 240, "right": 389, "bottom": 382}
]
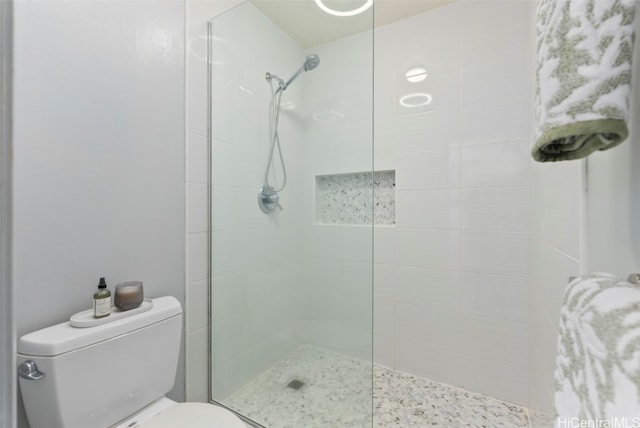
[{"left": 224, "top": 344, "right": 539, "bottom": 427}]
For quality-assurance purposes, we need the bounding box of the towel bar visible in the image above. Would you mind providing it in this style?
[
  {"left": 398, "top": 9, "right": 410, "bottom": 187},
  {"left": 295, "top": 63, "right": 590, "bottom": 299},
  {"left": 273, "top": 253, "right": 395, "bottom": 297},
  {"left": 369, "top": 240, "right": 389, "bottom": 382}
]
[{"left": 568, "top": 274, "right": 640, "bottom": 284}]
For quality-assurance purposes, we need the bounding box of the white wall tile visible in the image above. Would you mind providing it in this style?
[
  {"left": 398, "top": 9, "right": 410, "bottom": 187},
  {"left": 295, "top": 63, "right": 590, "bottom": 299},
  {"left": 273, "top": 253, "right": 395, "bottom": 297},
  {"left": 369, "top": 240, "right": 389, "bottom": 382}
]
[
  {"left": 188, "top": 82, "right": 209, "bottom": 138},
  {"left": 460, "top": 99, "right": 532, "bottom": 146},
  {"left": 395, "top": 304, "right": 528, "bottom": 369},
  {"left": 529, "top": 237, "right": 580, "bottom": 283},
  {"left": 530, "top": 156, "right": 582, "bottom": 187},
  {"left": 531, "top": 183, "right": 581, "bottom": 258},
  {"left": 187, "top": 34, "right": 208, "bottom": 90},
  {"left": 396, "top": 149, "right": 459, "bottom": 190},
  {"left": 528, "top": 238, "right": 579, "bottom": 331},
  {"left": 211, "top": 186, "right": 241, "bottom": 231},
  {"left": 212, "top": 92, "right": 269, "bottom": 150},
  {"left": 395, "top": 303, "right": 459, "bottom": 352},
  {"left": 341, "top": 260, "right": 373, "bottom": 298},
  {"left": 395, "top": 340, "right": 458, "bottom": 386},
  {"left": 460, "top": 187, "right": 530, "bottom": 232},
  {"left": 460, "top": 358, "right": 529, "bottom": 406},
  {"left": 187, "top": 280, "right": 209, "bottom": 333},
  {"left": 455, "top": 315, "right": 529, "bottom": 369},
  {"left": 395, "top": 228, "right": 459, "bottom": 270},
  {"left": 457, "top": 1, "right": 529, "bottom": 51},
  {"left": 211, "top": 313, "right": 252, "bottom": 365},
  {"left": 394, "top": 65, "right": 460, "bottom": 115},
  {"left": 528, "top": 321, "right": 559, "bottom": 413},
  {"left": 395, "top": 340, "right": 528, "bottom": 405},
  {"left": 374, "top": 295, "right": 395, "bottom": 337},
  {"left": 187, "top": 328, "right": 209, "bottom": 383},
  {"left": 460, "top": 231, "right": 529, "bottom": 277},
  {"left": 374, "top": 226, "right": 396, "bottom": 265},
  {"left": 374, "top": 263, "right": 395, "bottom": 302},
  {"left": 188, "top": 232, "right": 208, "bottom": 282},
  {"left": 212, "top": 186, "right": 269, "bottom": 231},
  {"left": 460, "top": 142, "right": 530, "bottom": 188},
  {"left": 211, "top": 139, "right": 263, "bottom": 188},
  {"left": 188, "top": 184, "right": 208, "bottom": 233},
  {"left": 186, "top": 376, "right": 209, "bottom": 403},
  {"left": 395, "top": 266, "right": 459, "bottom": 310},
  {"left": 305, "top": 225, "right": 343, "bottom": 258},
  {"left": 188, "top": 133, "right": 208, "bottom": 185},
  {"left": 375, "top": 108, "right": 459, "bottom": 155},
  {"left": 374, "top": 334, "right": 395, "bottom": 367},
  {"left": 460, "top": 272, "right": 528, "bottom": 323},
  {"left": 460, "top": 50, "right": 531, "bottom": 105},
  {"left": 396, "top": 189, "right": 459, "bottom": 229}
]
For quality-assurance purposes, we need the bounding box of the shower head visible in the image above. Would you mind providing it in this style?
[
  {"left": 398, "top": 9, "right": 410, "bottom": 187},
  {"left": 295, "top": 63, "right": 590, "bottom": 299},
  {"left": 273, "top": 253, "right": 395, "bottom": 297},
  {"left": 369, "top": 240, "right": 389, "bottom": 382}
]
[
  {"left": 303, "top": 54, "right": 320, "bottom": 72},
  {"left": 277, "top": 54, "right": 321, "bottom": 93}
]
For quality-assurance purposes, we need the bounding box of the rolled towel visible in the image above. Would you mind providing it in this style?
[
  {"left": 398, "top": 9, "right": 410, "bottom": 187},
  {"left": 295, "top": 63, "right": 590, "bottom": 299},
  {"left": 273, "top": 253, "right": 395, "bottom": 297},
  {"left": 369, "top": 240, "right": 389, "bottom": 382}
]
[
  {"left": 533, "top": 0, "right": 636, "bottom": 162},
  {"left": 554, "top": 273, "right": 640, "bottom": 424}
]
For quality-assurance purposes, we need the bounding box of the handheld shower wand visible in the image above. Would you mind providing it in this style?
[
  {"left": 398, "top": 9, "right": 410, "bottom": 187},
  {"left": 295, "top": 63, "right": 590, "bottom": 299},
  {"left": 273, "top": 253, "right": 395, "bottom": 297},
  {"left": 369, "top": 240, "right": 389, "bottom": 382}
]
[
  {"left": 260, "top": 54, "right": 321, "bottom": 213},
  {"left": 274, "top": 54, "right": 321, "bottom": 94}
]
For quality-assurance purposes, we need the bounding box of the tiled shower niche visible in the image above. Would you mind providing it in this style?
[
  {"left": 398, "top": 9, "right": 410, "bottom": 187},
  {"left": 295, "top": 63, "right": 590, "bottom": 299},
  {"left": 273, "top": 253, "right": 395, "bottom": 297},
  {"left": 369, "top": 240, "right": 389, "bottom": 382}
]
[{"left": 315, "top": 171, "right": 396, "bottom": 225}]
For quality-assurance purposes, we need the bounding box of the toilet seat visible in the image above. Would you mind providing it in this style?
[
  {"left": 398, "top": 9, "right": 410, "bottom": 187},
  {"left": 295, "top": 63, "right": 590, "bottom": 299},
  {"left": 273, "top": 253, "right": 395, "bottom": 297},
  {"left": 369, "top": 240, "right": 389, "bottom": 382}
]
[{"left": 141, "top": 403, "right": 245, "bottom": 428}]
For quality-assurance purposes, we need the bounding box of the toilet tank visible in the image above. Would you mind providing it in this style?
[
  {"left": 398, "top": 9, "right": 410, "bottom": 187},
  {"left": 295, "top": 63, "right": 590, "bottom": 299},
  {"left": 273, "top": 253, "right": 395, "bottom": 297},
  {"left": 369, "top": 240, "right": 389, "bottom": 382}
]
[{"left": 17, "top": 296, "right": 183, "bottom": 428}]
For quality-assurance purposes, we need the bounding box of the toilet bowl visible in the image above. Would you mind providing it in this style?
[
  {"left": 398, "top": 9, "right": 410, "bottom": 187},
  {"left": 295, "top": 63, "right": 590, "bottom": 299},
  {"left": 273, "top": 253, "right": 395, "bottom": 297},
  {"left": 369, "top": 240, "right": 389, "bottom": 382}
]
[
  {"left": 17, "top": 296, "right": 245, "bottom": 428},
  {"left": 113, "top": 398, "right": 246, "bottom": 428}
]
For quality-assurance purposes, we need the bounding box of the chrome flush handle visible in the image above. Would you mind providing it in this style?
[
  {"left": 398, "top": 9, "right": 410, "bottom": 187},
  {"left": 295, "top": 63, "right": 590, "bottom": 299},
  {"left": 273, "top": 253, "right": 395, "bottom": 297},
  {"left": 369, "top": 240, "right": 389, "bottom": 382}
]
[{"left": 17, "top": 360, "right": 45, "bottom": 380}]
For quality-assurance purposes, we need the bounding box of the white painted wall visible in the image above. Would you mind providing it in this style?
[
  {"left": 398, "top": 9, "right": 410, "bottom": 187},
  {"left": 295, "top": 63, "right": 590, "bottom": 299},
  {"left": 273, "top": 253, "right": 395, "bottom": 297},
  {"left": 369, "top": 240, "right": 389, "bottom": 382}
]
[
  {"left": 13, "top": 1, "right": 185, "bottom": 426},
  {"left": 0, "top": 1, "right": 15, "bottom": 427}
]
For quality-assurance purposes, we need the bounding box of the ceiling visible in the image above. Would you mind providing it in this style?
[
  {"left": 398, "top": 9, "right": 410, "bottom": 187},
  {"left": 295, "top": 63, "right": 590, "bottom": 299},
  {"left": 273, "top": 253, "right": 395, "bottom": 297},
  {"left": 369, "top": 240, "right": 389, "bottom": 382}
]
[{"left": 250, "top": 0, "right": 456, "bottom": 49}]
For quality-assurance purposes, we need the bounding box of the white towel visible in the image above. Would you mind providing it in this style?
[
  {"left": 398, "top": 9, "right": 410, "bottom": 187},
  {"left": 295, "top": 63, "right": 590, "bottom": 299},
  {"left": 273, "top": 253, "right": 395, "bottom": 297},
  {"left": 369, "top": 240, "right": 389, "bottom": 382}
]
[
  {"left": 533, "top": 0, "right": 636, "bottom": 162},
  {"left": 554, "top": 273, "right": 640, "bottom": 425}
]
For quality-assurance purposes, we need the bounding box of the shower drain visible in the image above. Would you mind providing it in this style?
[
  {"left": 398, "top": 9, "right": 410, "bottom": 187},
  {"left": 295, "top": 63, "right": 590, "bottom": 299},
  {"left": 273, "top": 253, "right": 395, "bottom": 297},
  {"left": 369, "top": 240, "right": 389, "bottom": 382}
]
[{"left": 286, "top": 379, "right": 305, "bottom": 390}]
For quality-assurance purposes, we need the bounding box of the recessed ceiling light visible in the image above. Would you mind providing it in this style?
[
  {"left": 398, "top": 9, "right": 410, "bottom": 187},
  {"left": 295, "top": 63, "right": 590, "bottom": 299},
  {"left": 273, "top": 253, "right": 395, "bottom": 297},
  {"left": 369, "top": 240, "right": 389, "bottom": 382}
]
[
  {"left": 405, "top": 67, "right": 428, "bottom": 83},
  {"left": 399, "top": 93, "right": 433, "bottom": 108},
  {"left": 313, "top": 0, "right": 373, "bottom": 17}
]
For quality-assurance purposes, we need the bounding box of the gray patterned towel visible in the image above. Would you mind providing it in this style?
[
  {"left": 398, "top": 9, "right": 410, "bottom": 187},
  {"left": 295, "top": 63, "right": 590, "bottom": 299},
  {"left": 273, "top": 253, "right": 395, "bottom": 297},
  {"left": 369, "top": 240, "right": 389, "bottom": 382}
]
[
  {"left": 533, "top": 0, "right": 636, "bottom": 162},
  {"left": 554, "top": 273, "right": 640, "bottom": 424}
]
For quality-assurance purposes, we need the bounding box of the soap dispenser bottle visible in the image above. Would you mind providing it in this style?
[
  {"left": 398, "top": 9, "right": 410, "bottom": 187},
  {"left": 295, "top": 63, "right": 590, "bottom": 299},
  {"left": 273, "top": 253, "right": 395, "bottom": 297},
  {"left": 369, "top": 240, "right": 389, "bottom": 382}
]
[{"left": 93, "top": 277, "right": 111, "bottom": 318}]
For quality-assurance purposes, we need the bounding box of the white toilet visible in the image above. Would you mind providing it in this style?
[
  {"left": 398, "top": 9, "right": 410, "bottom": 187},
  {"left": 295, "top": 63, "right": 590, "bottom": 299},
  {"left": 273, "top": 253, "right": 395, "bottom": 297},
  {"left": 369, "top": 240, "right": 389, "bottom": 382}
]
[{"left": 17, "top": 296, "right": 246, "bottom": 428}]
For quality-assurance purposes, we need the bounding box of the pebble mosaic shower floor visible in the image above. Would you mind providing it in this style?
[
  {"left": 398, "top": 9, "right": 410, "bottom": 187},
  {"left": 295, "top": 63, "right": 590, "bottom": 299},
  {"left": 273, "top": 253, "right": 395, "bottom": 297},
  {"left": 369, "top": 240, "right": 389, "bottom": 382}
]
[{"left": 224, "top": 345, "right": 548, "bottom": 428}]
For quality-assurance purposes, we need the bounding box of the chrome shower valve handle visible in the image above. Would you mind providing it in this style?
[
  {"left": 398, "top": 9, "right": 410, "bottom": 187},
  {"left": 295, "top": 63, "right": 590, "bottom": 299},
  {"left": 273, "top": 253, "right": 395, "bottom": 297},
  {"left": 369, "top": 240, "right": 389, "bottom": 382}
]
[{"left": 258, "top": 185, "right": 282, "bottom": 213}]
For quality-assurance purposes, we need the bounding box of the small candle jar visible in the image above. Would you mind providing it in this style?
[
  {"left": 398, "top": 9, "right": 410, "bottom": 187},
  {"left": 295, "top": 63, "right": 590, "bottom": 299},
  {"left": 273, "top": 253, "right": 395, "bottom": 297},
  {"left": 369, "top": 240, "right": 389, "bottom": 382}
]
[{"left": 114, "top": 281, "right": 144, "bottom": 311}]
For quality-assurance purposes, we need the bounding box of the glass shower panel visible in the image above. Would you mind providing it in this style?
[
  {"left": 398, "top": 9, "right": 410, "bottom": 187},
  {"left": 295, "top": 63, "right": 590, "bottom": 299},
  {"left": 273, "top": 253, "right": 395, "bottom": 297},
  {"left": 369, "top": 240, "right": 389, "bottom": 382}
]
[{"left": 208, "top": 1, "right": 373, "bottom": 426}]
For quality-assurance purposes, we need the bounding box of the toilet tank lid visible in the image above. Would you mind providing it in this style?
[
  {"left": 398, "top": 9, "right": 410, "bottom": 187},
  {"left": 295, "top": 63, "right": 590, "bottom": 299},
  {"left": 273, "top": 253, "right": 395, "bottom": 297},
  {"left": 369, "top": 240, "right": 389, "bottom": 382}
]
[{"left": 18, "top": 296, "right": 182, "bottom": 357}]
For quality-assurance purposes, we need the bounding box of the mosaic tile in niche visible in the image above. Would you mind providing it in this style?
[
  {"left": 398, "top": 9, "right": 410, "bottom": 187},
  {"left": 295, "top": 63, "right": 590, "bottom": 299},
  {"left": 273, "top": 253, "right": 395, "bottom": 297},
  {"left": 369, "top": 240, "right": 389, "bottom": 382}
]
[{"left": 316, "top": 171, "right": 395, "bottom": 225}]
